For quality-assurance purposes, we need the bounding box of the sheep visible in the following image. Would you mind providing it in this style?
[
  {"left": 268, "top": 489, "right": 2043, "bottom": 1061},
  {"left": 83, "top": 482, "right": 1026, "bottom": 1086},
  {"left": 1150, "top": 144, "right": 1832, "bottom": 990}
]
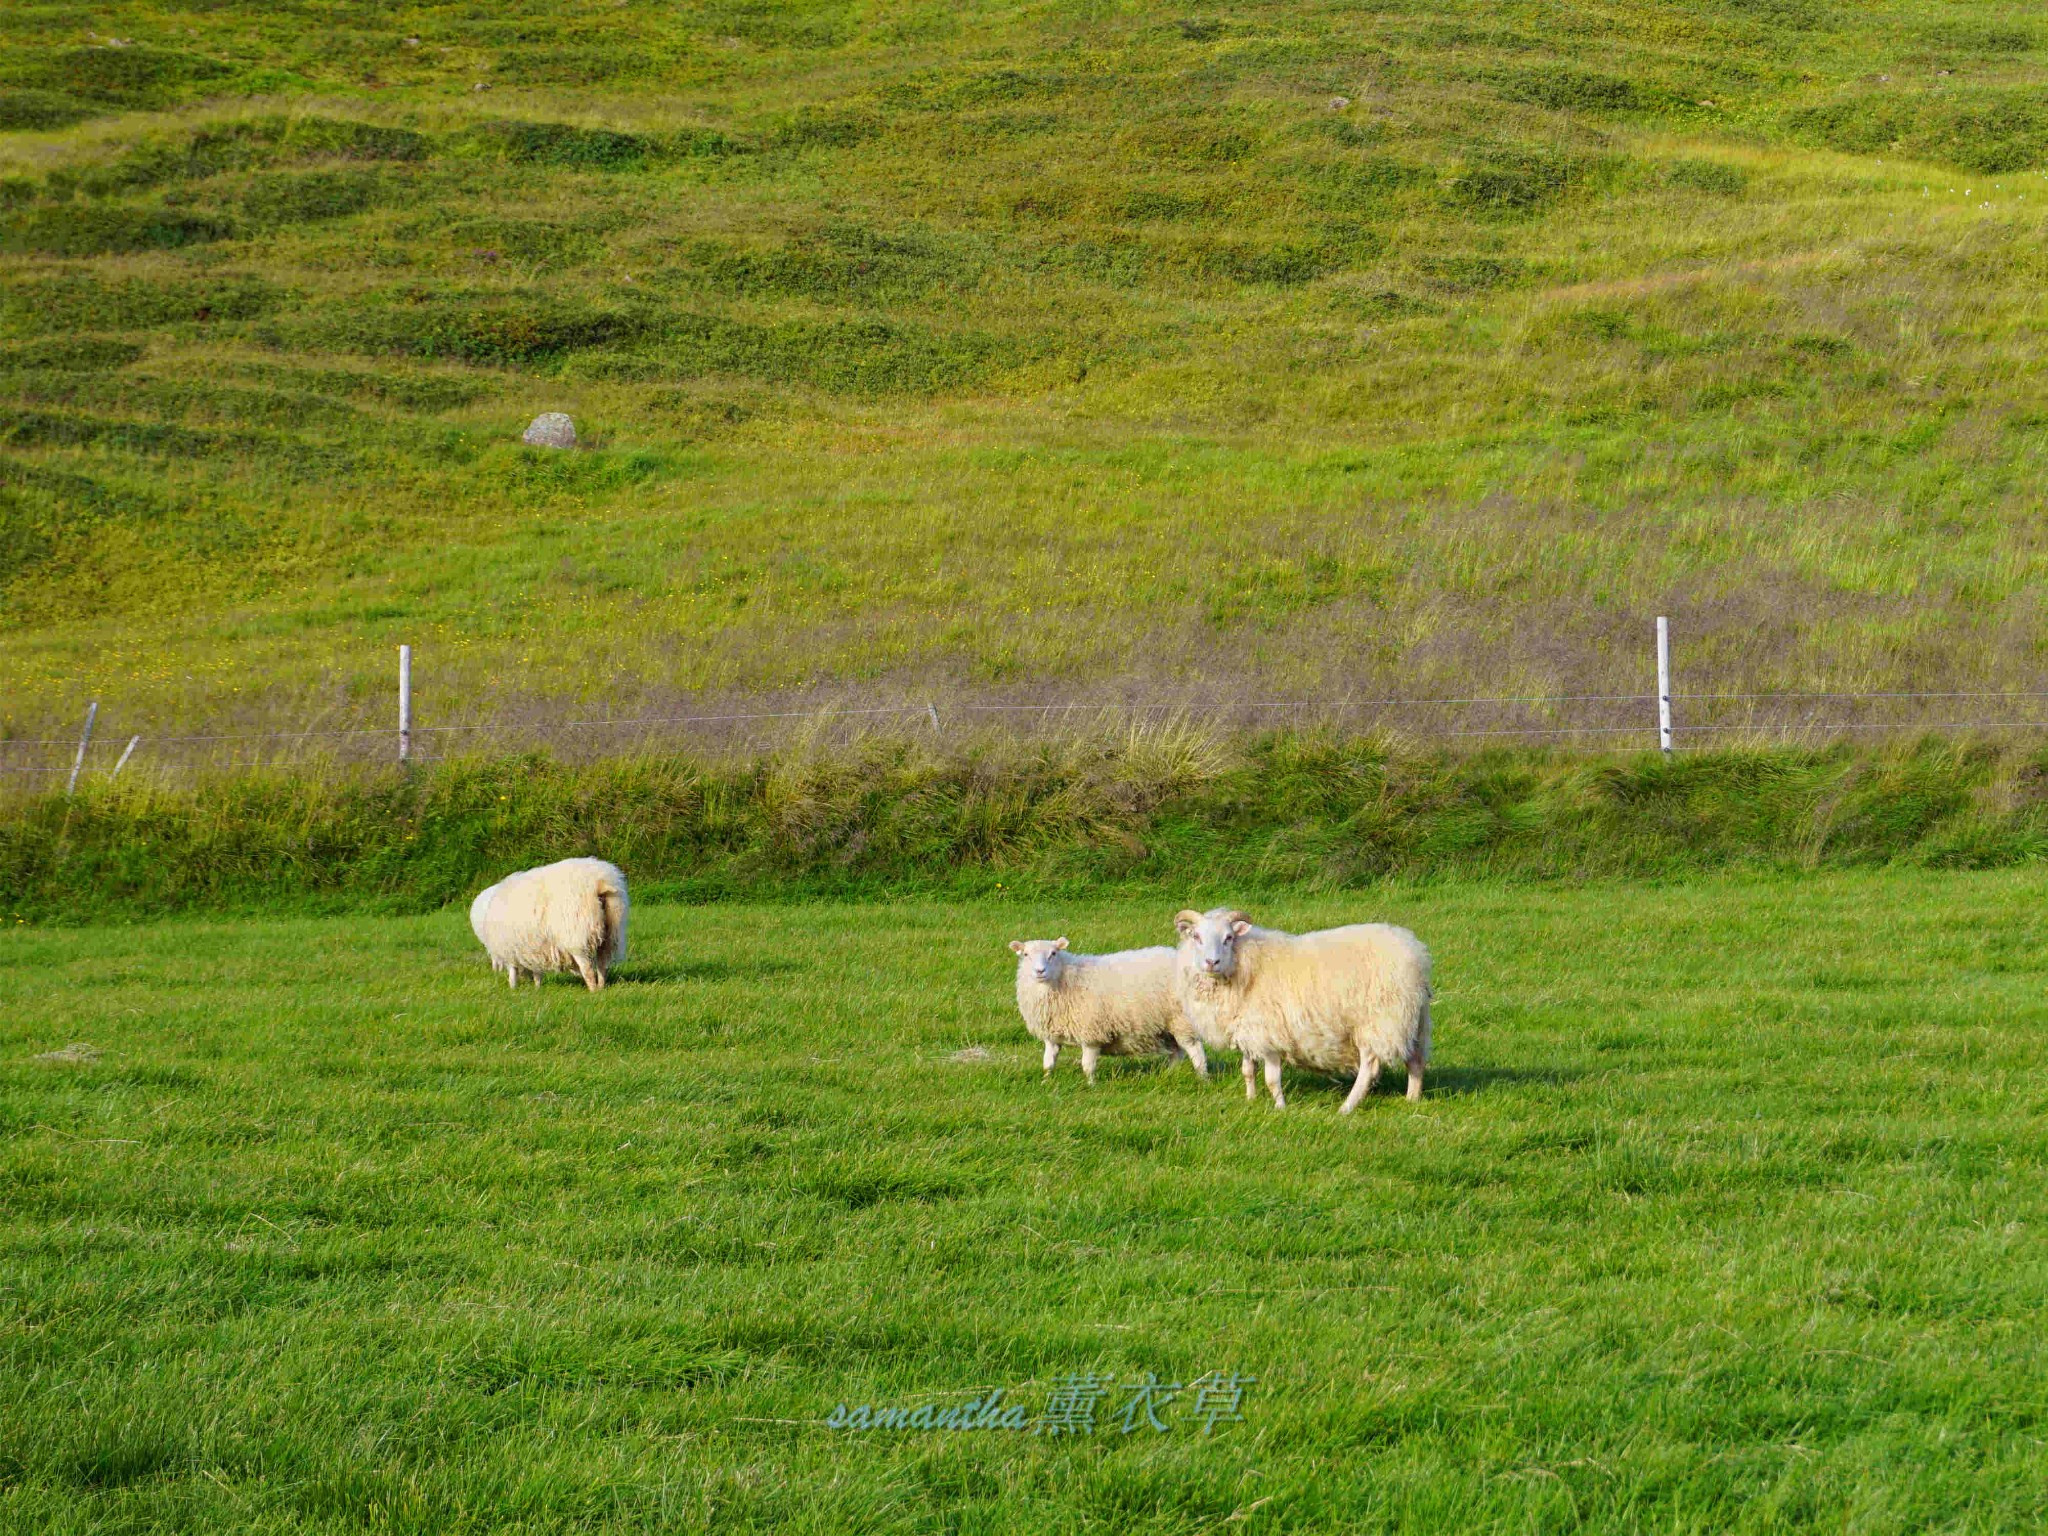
[
  {"left": 470, "top": 879, "right": 509, "bottom": 979},
  {"left": 1009, "top": 937, "right": 1209, "bottom": 1084},
  {"left": 1173, "top": 907, "right": 1431, "bottom": 1111},
  {"left": 471, "top": 858, "right": 629, "bottom": 991}
]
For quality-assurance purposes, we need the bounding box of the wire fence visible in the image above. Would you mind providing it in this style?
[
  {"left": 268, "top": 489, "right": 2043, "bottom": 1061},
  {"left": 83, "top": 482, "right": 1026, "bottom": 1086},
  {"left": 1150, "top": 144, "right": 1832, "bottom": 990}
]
[{"left": 11, "top": 685, "right": 2048, "bottom": 791}]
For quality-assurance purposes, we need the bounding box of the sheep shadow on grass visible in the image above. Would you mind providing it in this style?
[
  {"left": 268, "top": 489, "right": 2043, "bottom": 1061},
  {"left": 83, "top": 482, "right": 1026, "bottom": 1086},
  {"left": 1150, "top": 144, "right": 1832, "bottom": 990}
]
[
  {"left": 1212, "top": 1062, "right": 1581, "bottom": 1102},
  {"left": 615, "top": 957, "right": 804, "bottom": 985},
  {"left": 1421, "top": 1064, "right": 1583, "bottom": 1098}
]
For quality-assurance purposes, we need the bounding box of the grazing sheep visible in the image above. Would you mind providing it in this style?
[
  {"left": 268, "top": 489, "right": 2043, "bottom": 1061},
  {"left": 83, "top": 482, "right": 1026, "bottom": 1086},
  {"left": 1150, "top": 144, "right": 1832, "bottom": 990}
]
[
  {"left": 471, "top": 858, "right": 629, "bottom": 991},
  {"left": 470, "top": 879, "right": 508, "bottom": 978},
  {"left": 1173, "top": 908, "right": 1430, "bottom": 1111},
  {"left": 1010, "top": 937, "right": 1208, "bottom": 1084}
]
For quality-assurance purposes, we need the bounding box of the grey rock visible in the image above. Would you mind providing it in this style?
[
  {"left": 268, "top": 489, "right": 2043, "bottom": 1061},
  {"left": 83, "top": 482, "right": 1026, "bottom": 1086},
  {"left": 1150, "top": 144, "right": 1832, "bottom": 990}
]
[{"left": 522, "top": 412, "right": 577, "bottom": 449}]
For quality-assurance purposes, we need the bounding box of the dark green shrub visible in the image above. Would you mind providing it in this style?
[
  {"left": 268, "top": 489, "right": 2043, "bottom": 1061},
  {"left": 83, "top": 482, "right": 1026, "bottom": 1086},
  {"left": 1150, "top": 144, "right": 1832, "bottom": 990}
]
[
  {"left": 444, "top": 217, "right": 606, "bottom": 267},
  {"left": 266, "top": 294, "right": 646, "bottom": 367},
  {"left": 0, "top": 274, "right": 282, "bottom": 337},
  {"left": 1442, "top": 151, "right": 1585, "bottom": 216},
  {"left": 691, "top": 1, "right": 845, "bottom": 48},
  {"left": 242, "top": 170, "right": 381, "bottom": 226},
  {"left": 1414, "top": 254, "right": 1537, "bottom": 291},
  {"left": 281, "top": 117, "right": 431, "bottom": 162},
  {"left": 0, "top": 459, "right": 167, "bottom": 585},
  {"left": 1300, "top": 156, "right": 1434, "bottom": 209},
  {"left": 683, "top": 223, "right": 964, "bottom": 301},
  {"left": 1192, "top": 240, "right": 1335, "bottom": 286},
  {"left": 1791, "top": 89, "right": 2048, "bottom": 174},
  {"left": 26, "top": 46, "right": 232, "bottom": 109},
  {"left": 1119, "top": 189, "right": 1205, "bottom": 222},
  {"left": 1714, "top": 0, "right": 1826, "bottom": 31},
  {"left": 0, "top": 204, "right": 235, "bottom": 256},
  {"left": 87, "top": 119, "right": 430, "bottom": 195},
  {"left": 665, "top": 126, "right": 743, "bottom": 157},
  {"left": 581, "top": 313, "right": 1013, "bottom": 395},
  {"left": 1668, "top": 159, "right": 1748, "bottom": 196},
  {"left": 1497, "top": 68, "right": 1679, "bottom": 117},
  {"left": 0, "top": 337, "right": 144, "bottom": 372},
  {"left": 453, "top": 119, "right": 661, "bottom": 170},
  {"left": 86, "top": 121, "right": 287, "bottom": 192},
  {"left": 0, "top": 90, "right": 95, "bottom": 131},
  {"left": 1922, "top": 23, "right": 2035, "bottom": 53},
  {"left": 1338, "top": 289, "right": 1438, "bottom": 321},
  {"left": 768, "top": 108, "right": 878, "bottom": 150}
]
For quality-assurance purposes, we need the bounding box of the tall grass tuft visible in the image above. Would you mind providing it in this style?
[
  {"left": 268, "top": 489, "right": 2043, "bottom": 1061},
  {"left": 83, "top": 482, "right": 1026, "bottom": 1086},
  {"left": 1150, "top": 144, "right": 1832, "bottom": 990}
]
[{"left": 5, "top": 734, "right": 2047, "bottom": 922}]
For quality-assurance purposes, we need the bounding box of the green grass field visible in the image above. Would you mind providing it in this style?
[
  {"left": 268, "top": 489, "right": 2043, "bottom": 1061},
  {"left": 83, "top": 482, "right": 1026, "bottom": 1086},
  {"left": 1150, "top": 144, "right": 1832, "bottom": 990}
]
[
  {"left": 5, "top": 2, "right": 2048, "bottom": 734},
  {"left": 5, "top": 868, "right": 2046, "bottom": 1531}
]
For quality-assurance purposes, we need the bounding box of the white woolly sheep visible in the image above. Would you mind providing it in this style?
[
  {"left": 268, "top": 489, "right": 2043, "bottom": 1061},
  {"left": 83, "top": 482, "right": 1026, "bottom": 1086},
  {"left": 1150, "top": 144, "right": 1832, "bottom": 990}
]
[
  {"left": 1009, "top": 937, "right": 1208, "bottom": 1084},
  {"left": 1173, "top": 907, "right": 1431, "bottom": 1111},
  {"left": 470, "top": 880, "right": 508, "bottom": 979},
  {"left": 471, "top": 857, "right": 629, "bottom": 991}
]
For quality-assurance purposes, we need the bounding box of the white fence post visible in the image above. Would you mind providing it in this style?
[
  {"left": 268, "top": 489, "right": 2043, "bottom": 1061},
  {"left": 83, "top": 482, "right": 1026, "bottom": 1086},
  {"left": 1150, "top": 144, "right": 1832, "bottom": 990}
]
[
  {"left": 66, "top": 701, "right": 97, "bottom": 795},
  {"left": 399, "top": 645, "right": 412, "bottom": 764},
  {"left": 111, "top": 736, "right": 140, "bottom": 778},
  {"left": 1656, "top": 616, "right": 1673, "bottom": 756}
]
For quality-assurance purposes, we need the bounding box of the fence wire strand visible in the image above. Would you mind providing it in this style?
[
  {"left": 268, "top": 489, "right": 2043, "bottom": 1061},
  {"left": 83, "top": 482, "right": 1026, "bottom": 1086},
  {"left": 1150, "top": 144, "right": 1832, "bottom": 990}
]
[{"left": 11, "top": 687, "right": 2048, "bottom": 783}]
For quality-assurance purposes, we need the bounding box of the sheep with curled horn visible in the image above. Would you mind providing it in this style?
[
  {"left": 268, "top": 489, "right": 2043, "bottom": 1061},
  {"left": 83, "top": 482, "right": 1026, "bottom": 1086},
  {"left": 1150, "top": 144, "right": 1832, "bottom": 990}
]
[{"left": 1173, "top": 907, "right": 1430, "bottom": 1111}]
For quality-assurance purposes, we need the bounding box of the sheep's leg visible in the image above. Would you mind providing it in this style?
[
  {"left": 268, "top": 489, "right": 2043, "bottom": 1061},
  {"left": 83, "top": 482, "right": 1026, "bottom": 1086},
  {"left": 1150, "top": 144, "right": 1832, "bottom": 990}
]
[
  {"left": 1405, "top": 1049, "right": 1425, "bottom": 1102},
  {"left": 1042, "top": 1041, "right": 1059, "bottom": 1075},
  {"left": 1182, "top": 1038, "right": 1210, "bottom": 1078},
  {"left": 1340, "top": 1057, "right": 1380, "bottom": 1115},
  {"left": 1263, "top": 1057, "right": 1286, "bottom": 1109},
  {"left": 507, "top": 967, "right": 520, "bottom": 990},
  {"left": 573, "top": 955, "right": 603, "bottom": 992},
  {"left": 1241, "top": 1054, "right": 1258, "bottom": 1101},
  {"left": 1080, "top": 1045, "right": 1101, "bottom": 1086}
]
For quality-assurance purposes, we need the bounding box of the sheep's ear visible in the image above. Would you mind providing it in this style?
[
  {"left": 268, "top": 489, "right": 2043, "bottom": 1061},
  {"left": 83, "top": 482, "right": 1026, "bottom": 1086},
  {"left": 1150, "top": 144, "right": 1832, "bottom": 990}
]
[
  {"left": 1174, "top": 909, "right": 1202, "bottom": 936},
  {"left": 1053, "top": 937, "right": 1069, "bottom": 951},
  {"left": 1229, "top": 917, "right": 1252, "bottom": 938},
  {"left": 1009, "top": 940, "right": 1026, "bottom": 954}
]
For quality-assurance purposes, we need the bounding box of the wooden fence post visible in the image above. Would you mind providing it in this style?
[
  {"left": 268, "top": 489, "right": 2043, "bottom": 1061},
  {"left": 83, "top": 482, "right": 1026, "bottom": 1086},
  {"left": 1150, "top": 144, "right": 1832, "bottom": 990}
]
[
  {"left": 66, "top": 701, "right": 97, "bottom": 795},
  {"left": 1656, "top": 617, "right": 1673, "bottom": 755}
]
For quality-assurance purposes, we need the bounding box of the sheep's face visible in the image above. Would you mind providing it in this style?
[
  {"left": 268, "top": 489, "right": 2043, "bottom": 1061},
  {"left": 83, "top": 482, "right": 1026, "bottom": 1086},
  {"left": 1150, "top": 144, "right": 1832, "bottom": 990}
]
[
  {"left": 1009, "top": 937, "right": 1070, "bottom": 984},
  {"left": 1176, "top": 908, "right": 1251, "bottom": 980}
]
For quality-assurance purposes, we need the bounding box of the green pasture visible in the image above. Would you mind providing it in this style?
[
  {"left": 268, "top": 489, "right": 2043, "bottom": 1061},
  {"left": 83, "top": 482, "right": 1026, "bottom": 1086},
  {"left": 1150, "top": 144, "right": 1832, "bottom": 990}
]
[{"left": 4, "top": 868, "right": 2045, "bottom": 1531}]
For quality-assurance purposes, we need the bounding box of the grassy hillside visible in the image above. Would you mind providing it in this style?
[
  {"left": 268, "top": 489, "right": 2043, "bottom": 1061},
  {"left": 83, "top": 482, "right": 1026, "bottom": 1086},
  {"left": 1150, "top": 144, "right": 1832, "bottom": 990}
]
[
  {"left": 5, "top": 872, "right": 2047, "bottom": 1530},
  {"left": 4, "top": 2, "right": 2048, "bottom": 736}
]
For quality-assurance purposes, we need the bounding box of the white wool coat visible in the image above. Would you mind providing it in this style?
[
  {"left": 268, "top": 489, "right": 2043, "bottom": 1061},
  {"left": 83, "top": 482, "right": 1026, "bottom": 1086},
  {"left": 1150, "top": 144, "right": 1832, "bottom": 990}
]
[
  {"left": 472, "top": 857, "right": 629, "bottom": 987},
  {"left": 1016, "top": 946, "right": 1186, "bottom": 1054},
  {"left": 1176, "top": 921, "right": 1431, "bottom": 1076},
  {"left": 470, "top": 880, "right": 507, "bottom": 968}
]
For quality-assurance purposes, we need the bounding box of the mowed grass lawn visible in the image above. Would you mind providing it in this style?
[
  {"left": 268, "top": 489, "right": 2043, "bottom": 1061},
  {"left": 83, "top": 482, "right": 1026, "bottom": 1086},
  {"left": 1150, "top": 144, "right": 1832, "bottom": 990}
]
[{"left": 3, "top": 870, "right": 2046, "bottom": 1532}]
